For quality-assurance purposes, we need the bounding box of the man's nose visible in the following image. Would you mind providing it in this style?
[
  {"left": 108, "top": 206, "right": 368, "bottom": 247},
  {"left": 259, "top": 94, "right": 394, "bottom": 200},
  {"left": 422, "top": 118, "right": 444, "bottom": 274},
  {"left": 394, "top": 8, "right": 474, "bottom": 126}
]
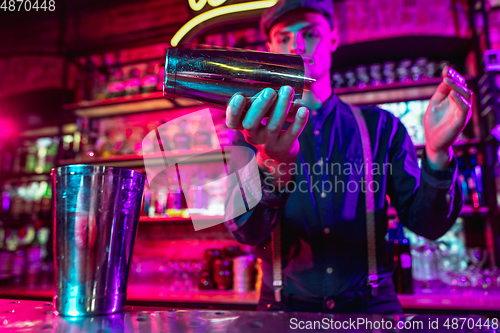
[{"left": 289, "top": 34, "right": 305, "bottom": 55}]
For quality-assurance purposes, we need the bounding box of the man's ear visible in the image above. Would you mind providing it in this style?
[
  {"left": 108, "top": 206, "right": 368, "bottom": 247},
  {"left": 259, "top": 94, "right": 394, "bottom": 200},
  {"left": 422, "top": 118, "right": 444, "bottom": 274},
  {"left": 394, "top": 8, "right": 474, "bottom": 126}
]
[
  {"left": 330, "top": 27, "right": 339, "bottom": 53},
  {"left": 265, "top": 40, "right": 273, "bottom": 53}
]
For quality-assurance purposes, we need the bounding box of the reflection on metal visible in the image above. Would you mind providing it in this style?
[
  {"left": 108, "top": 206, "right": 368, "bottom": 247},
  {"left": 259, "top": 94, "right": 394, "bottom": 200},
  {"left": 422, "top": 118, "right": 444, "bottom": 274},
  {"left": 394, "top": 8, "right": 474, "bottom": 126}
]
[
  {"left": 52, "top": 165, "right": 145, "bottom": 316},
  {"left": 171, "top": 0, "right": 278, "bottom": 47},
  {"left": 163, "top": 48, "right": 306, "bottom": 107}
]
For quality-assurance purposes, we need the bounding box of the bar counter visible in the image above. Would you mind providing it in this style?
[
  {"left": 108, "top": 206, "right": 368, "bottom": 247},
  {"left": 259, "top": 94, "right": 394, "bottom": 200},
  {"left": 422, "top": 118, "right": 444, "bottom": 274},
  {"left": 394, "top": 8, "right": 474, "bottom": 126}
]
[
  {"left": 2, "top": 285, "right": 500, "bottom": 313},
  {"left": 0, "top": 299, "right": 495, "bottom": 333}
]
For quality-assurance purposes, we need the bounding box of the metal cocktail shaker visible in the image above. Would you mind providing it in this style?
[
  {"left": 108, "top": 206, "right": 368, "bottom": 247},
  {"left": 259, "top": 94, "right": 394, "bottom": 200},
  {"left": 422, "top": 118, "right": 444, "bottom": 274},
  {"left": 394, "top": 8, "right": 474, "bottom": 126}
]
[
  {"left": 163, "top": 48, "right": 307, "bottom": 107},
  {"left": 52, "top": 165, "right": 145, "bottom": 316}
]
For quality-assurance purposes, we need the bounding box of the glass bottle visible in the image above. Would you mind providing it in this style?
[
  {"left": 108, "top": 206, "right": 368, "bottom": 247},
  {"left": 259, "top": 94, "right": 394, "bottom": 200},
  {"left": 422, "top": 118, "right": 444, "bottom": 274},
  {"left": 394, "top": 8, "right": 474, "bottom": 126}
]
[
  {"left": 124, "top": 68, "right": 141, "bottom": 96},
  {"left": 172, "top": 119, "right": 191, "bottom": 150},
  {"left": 469, "top": 148, "right": 484, "bottom": 207},
  {"left": 392, "top": 220, "right": 414, "bottom": 294},
  {"left": 107, "top": 68, "right": 125, "bottom": 99},
  {"left": 141, "top": 63, "right": 159, "bottom": 94},
  {"left": 192, "top": 121, "right": 213, "bottom": 149}
]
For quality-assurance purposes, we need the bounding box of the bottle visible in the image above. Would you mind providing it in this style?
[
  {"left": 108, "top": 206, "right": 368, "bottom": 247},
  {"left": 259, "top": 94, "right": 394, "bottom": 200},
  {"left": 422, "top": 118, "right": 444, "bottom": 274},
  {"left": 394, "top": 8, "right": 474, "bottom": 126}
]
[
  {"left": 355, "top": 65, "right": 370, "bottom": 89},
  {"left": 124, "top": 68, "right": 141, "bottom": 96},
  {"left": 107, "top": 68, "right": 125, "bottom": 99},
  {"left": 192, "top": 121, "right": 213, "bottom": 149},
  {"left": 469, "top": 148, "right": 484, "bottom": 208},
  {"left": 172, "top": 119, "right": 191, "bottom": 150},
  {"left": 455, "top": 150, "right": 471, "bottom": 205},
  {"left": 392, "top": 219, "right": 414, "bottom": 294},
  {"left": 0, "top": 228, "right": 15, "bottom": 285},
  {"left": 141, "top": 63, "right": 159, "bottom": 94},
  {"left": 383, "top": 61, "right": 396, "bottom": 84},
  {"left": 164, "top": 48, "right": 306, "bottom": 108},
  {"left": 43, "top": 139, "right": 58, "bottom": 173},
  {"left": 369, "top": 63, "right": 383, "bottom": 86},
  {"left": 157, "top": 63, "right": 165, "bottom": 92},
  {"left": 25, "top": 141, "right": 37, "bottom": 174}
]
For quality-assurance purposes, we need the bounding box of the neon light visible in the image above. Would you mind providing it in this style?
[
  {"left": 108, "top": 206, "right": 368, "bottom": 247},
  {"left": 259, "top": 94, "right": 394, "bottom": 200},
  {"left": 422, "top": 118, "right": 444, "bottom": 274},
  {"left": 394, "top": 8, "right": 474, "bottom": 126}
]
[
  {"left": 171, "top": 0, "right": 278, "bottom": 47},
  {"left": 208, "top": 0, "right": 227, "bottom": 6},
  {"left": 189, "top": 0, "right": 207, "bottom": 11},
  {"left": 189, "top": 0, "right": 227, "bottom": 11}
]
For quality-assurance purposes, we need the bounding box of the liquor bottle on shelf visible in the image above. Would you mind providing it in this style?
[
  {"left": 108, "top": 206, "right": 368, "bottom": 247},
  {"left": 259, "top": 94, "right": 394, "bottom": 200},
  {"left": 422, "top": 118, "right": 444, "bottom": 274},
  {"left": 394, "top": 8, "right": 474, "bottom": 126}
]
[
  {"left": 12, "top": 142, "right": 28, "bottom": 174},
  {"left": 141, "top": 63, "right": 159, "bottom": 94},
  {"left": 355, "top": 65, "right": 370, "bottom": 89},
  {"left": 2, "top": 144, "right": 14, "bottom": 173},
  {"left": 332, "top": 72, "right": 345, "bottom": 88},
  {"left": 117, "top": 128, "right": 136, "bottom": 155},
  {"left": 344, "top": 70, "right": 357, "bottom": 88},
  {"left": 455, "top": 150, "right": 471, "bottom": 206},
  {"left": 369, "top": 63, "right": 383, "bottom": 86},
  {"left": 25, "top": 142, "right": 37, "bottom": 174},
  {"left": 43, "top": 139, "right": 58, "bottom": 173},
  {"left": 107, "top": 67, "right": 125, "bottom": 99},
  {"left": 192, "top": 121, "right": 213, "bottom": 149},
  {"left": 383, "top": 61, "right": 396, "bottom": 84},
  {"left": 391, "top": 218, "right": 414, "bottom": 294},
  {"left": 157, "top": 63, "right": 165, "bottom": 92},
  {"left": 124, "top": 68, "right": 141, "bottom": 96},
  {"left": 0, "top": 229, "right": 15, "bottom": 285},
  {"left": 92, "top": 72, "right": 108, "bottom": 101},
  {"left": 396, "top": 59, "right": 412, "bottom": 83},
  {"left": 468, "top": 147, "right": 484, "bottom": 208},
  {"left": 172, "top": 119, "right": 191, "bottom": 150},
  {"left": 425, "top": 61, "right": 438, "bottom": 79}
]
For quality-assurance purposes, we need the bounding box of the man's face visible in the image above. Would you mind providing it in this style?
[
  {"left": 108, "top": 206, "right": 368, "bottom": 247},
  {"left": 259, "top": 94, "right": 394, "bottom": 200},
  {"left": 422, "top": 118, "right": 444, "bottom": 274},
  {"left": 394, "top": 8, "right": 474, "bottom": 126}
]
[{"left": 267, "top": 10, "right": 338, "bottom": 82}]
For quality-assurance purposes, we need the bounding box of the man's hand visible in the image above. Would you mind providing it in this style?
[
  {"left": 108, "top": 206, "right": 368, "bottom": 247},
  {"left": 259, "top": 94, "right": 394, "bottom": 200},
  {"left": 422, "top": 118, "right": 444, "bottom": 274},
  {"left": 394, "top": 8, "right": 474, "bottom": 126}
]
[
  {"left": 225, "top": 86, "right": 309, "bottom": 191},
  {"left": 423, "top": 66, "right": 473, "bottom": 170}
]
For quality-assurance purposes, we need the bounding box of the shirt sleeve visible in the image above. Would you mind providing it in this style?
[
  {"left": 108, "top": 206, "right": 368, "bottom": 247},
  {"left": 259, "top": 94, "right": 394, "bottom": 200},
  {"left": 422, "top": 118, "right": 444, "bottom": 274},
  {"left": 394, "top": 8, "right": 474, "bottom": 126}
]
[
  {"left": 223, "top": 131, "right": 291, "bottom": 246},
  {"left": 386, "top": 116, "right": 463, "bottom": 240}
]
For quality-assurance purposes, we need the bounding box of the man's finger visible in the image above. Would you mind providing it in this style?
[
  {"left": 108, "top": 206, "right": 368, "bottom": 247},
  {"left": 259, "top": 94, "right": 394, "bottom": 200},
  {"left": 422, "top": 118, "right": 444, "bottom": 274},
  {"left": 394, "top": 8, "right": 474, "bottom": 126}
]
[
  {"left": 242, "top": 88, "right": 277, "bottom": 133},
  {"left": 226, "top": 93, "right": 246, "bottom": 130},
  {"left": 265, "top": 86, "right": 294, "bottom": 141},
  {"left": 280, "top": 106, "right": 309, "bottom": 147},
  {"left": 450, "top": 91, "right": 472, "bottom": 116},
  {"left": 443, "top": 66, "right": 467, "bottom": 87},
  {"left": 444, "top": 77, "right": 472, "bottom": 101}
]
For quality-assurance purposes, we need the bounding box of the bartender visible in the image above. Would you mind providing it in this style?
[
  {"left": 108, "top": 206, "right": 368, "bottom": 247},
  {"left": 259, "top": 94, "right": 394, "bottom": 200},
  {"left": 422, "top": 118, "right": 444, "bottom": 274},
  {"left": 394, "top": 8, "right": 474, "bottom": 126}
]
[{"left": 224, "top": 0, "right": 472, "bottom": 313}]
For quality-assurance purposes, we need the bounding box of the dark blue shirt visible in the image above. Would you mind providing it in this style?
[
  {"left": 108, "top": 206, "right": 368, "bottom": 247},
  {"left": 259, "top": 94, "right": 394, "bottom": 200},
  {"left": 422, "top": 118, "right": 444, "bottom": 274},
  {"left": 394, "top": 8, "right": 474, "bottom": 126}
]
[{"left": 225, "top": 93, "right": 462, "bottom": 311}]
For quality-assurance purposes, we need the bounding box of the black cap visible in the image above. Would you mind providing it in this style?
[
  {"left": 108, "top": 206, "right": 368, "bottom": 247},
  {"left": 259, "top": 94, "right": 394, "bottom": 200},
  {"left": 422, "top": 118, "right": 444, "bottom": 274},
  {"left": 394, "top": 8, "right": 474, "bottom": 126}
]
[{"left": 260, "top": 0, "right": 334, "bottom": 37}]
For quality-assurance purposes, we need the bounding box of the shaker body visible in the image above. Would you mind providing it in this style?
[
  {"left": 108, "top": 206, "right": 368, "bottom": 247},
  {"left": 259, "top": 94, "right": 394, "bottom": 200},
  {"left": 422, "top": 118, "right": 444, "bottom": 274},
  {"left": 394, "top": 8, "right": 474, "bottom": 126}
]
[{"left": 164, "top": 48, "right": 306, "bottom": 106}]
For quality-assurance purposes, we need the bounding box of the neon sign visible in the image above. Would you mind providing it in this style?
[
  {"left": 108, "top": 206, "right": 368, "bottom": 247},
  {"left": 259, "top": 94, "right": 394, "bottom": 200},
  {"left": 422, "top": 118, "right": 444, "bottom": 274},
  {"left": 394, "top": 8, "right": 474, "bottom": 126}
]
[{"left": 171, "top": 0, "right": 278, "bottom": 47}]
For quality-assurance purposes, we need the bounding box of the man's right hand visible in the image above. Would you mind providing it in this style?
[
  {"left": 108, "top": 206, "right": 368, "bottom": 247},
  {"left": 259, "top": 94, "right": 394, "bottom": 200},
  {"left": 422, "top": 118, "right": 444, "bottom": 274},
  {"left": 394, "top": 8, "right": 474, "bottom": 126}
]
[{"left": 225, "top": 85, "right": 309, "bottom": 191}]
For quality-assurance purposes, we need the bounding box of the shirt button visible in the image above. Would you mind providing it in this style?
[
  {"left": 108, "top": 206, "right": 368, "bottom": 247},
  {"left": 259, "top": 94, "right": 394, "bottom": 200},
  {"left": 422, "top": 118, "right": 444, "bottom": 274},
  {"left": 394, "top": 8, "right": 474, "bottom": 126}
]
[
  {"left": 314, "top": 129, "right": 320, "bottom": 136},
  {"left": 326, "top": 267, "right": 333, "bottom": 274},
  {"left": 324, "top": 227, "right": 330, "bottom": 234},
  {"left": 326, "top": 299, "right": 335, "bottom": 309},
  {"left": 312, "top": 110, "right": 318, "bottom": 116},
  {"left": 320, "top": 191, "right": 327, "bottom": 198}
]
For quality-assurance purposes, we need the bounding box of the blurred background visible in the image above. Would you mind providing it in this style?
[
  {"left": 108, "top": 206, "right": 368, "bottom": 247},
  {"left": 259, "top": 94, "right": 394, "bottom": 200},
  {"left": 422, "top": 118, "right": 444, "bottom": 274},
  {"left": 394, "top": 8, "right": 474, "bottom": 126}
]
[{"left": 0, "top": 0, "right": 500, "bottom": 314}]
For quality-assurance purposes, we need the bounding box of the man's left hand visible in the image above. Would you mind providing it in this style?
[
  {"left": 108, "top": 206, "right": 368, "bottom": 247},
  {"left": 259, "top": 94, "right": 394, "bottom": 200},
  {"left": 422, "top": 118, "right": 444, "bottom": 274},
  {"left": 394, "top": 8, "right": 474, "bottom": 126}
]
[{"left": 423, "top": 66, "right": 473, "bottom": 170}]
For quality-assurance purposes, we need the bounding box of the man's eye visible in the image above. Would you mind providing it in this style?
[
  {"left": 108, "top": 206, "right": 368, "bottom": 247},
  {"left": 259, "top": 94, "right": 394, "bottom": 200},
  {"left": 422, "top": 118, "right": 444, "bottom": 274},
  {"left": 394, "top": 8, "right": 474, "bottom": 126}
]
[
  {"left": 278, "top": 36, "right": 289, "bottom": 44},
  {"left": 305, "top": 30, "right": 320, "bottom": 38}
]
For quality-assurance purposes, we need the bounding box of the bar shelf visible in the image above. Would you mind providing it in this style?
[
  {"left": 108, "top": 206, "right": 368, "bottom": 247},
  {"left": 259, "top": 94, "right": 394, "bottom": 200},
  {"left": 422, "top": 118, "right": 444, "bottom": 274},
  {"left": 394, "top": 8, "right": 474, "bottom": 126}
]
[
  {"left": 337, "top": 75, "right": 474, "bottom": 105},
  {"left": 139, "top": 215, "right": 224, "bottom": 224},
  {"left": 387, "top": 205, "right": 489, "bottom": 219},
  {"left": 2, "top": 285, "right": 500, "bottom": 312},
  {"left": 58, "top": 148, "right": 230, "bottom": 168},
  {"left": 63, "top": 92, "right": 201, "bottom": 118}
]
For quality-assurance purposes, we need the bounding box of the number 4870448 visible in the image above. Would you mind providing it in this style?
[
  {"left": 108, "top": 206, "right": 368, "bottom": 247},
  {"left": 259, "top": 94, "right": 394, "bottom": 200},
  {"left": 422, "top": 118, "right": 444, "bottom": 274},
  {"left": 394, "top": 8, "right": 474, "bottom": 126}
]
[{"left": 1, "top": 0, "right": 55, "bottom": 11}]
